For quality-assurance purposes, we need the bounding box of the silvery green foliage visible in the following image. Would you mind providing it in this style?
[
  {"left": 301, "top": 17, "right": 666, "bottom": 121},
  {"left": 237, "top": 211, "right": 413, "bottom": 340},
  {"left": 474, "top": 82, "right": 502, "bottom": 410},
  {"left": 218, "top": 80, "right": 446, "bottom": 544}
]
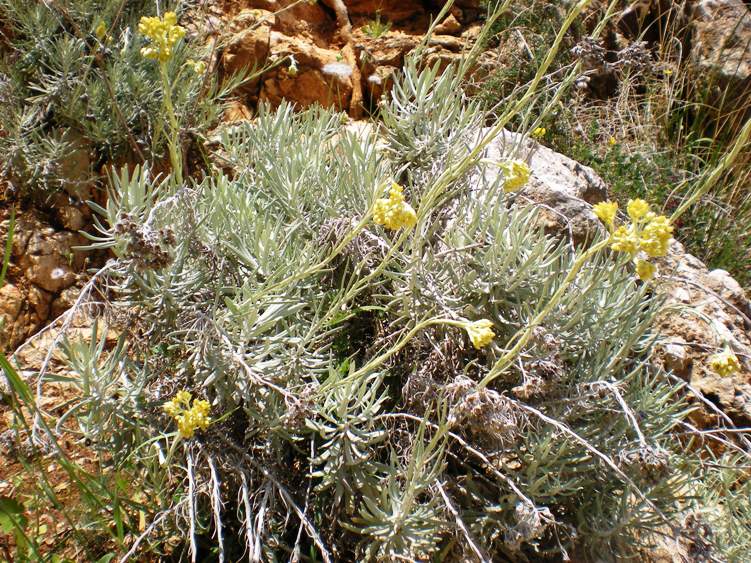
[
  {"left": 381, "top": 59, "right": 483, "bottom": 196},
  {"left": 59, "top": 61, "right": 747, "bottom": 561},
  {"left": 58, "top": 321, "right": 146, "bottom": 457},
  {"left": 0, "top": 0, "right": 214, "bottom": 199},
  {"left": 343, "top": 421, "right": 446, "bottom": 560},
  {"left": 307, "top": 369, "right": 388, "bottom": 505}
]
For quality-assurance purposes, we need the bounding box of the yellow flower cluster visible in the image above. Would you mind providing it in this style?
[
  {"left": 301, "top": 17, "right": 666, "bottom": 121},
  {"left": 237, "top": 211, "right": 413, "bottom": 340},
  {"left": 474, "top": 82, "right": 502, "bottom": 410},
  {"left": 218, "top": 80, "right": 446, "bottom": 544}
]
[
  {"left": 499, "top": 160, "right": 531, "bottom": 192},
  {"left": 465, "top": 319, "right": 495, "bottom": 349},
  {"left": 138, "top": 12, "right": 185, "bottom": 63},
  {"left": 373, "top": 183, "right": 417, "bottom": 230},
  {"left": 531, "top": 127, "right": 547, "bottom": 140},
  {"left": 94, "top": 20, "right": 108, "bottom": 41},
  {"left": 593, "top": 199, "right": 673, "bottom": 281},
  {"left": 163, "top": 391, "right": 211, "bottom": 438},
  {"left": 709, "top": 349, "right": 741, "bottom": 377}
]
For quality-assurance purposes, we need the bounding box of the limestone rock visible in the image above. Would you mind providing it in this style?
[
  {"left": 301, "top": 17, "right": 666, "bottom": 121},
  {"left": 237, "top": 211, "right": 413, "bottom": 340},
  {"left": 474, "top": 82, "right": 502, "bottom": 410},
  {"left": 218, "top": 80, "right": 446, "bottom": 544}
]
[
  {"left": 51, "top": 286, "right": 82, "bottom": 320},
  {"left": 221, "top": 9, "right": 273, "bottom": 77},
  {"left": 28, "top": 285, "right": 52, "bottom": 320},
  {"left": 344, "top": 0, "right": 426, "bottom": 22},
  {"left": 654, "top": 240, "right": 751, "bottom": 425},
  {"left": 435, "top": 14, "right": 462, "bottom": 36},
  {"left": 51, "top": 194, "right": 87, "bottom": 232},
  {"left": 689, "top": 0, "right": 751, "bottom": 123},
  {"left": 0, "top": 284, "right": 23, "bottom": 330},
  {"left": 19, "top": 230, "right": 86, "bottom": 294},
  {"left": 658, "top": 338, "right": 693, "bottom": 378},
  {"left": 355, "top": 33, "right": 419, "bottom": 69},
  {"left": 260, "top": 35, "right": 353, "bottom": 111},
  {"left": 0, "top": 209, "right": 96, "bottom": 352},
  {"left": 480, "top": 129, "right": 609, "bottom": 243},
  {"left": 223, "top": 100, "right": 254, "bottom": 123},
  {"left": 691, "top": 0, "right": 751, "bottom": 83}
]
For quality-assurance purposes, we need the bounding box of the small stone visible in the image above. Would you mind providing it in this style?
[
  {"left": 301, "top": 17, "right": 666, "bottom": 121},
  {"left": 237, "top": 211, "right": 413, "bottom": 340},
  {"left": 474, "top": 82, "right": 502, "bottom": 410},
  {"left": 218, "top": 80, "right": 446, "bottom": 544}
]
[
  {"left": 673, "top": 287, "right": 691, "bottom": 304},
  {"left": 27, "top": 285, "right": 52, "bottom": 321},
  {"left": 0, "top": 284, "right": 23, "bottom": 321},
  {"left": 661, "top": 340, "right": 691, "bottom": 377},
  {"left": 52, "top": 194, "right": 86, "bottom": 231},
  {"left": 435, "top": 14, "right": 462, "bottom": 36},
  {"left": 22, "top": 255, "right": 77, "bottom": 293},
  {"left": 221, "top": 11, "right": 273, "bottom": 77}
]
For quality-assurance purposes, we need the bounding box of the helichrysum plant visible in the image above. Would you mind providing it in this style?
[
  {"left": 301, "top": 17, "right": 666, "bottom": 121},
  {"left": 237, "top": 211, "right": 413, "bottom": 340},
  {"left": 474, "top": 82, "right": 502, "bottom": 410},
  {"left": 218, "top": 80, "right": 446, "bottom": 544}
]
[
  {"left": 70, "top": 65, "right": 699, "bottom": 560},
  {"left": 9, "top": 3, "right": 751, "bottom": 561}
]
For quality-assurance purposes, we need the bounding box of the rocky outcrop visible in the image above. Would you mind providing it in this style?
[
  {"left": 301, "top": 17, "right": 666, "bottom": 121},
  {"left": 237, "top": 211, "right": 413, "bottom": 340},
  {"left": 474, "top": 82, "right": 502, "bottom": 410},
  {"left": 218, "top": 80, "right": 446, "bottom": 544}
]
[
  {"left": 480, "top": 130, "right": 609, "bottom": 243},
  {"left": 690, "top": 0, "right": 751, "bottom": 85},
  {"left": 689, "top": 0, "right": 751, "bottom": 120},
  {"left": 200, "top": 0, "right": 482, "bottom": 115},
  {"left": 0, "top": 207, "right": 97, "bottom": 352},
  {"left": 259, "top": 34, "right": 355, "bottom": 111},
  {"left": 653, "top": 246, "right": 751, "bottom": 427}
]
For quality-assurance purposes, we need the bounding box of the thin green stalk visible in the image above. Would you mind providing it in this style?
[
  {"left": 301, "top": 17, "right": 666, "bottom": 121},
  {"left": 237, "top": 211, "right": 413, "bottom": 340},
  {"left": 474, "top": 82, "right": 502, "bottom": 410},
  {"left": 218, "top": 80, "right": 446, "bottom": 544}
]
[
  {"left": 263, "top": 181, "right": 399, "bottom": 296},
  {"left": 334, "top": 317, "right": 469, "bottom": 387},
  {"left": 671, "top": 116, "right": 751, "bottom": 222},
  {"left": 160, "top": 63, "right": 183, "bottom": 186},
  {"left": 478, "top": 238, "right": 610, "bottom": 389},
  {"left": 417, "top": 0, "right": 592, "bottom": 216}
]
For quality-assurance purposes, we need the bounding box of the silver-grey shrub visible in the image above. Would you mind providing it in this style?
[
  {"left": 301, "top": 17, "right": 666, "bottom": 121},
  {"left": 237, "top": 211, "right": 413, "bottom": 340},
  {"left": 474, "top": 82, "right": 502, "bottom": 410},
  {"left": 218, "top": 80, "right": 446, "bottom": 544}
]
[{"left": 60, "top": 59, "right": 748, "bottom": 561}]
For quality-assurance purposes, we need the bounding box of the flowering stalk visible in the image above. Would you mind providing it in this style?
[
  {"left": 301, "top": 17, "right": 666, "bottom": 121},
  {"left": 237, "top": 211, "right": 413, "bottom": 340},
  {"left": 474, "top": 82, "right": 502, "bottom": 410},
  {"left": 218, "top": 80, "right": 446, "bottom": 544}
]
[
  {"left": 335, "top": 317, "right": 496, "bottom": 388},
  {"left": 159, "top": 64, "right": 183, "bottom": 185},
  {"left": 478, "top": 238, "right": 611, "bottom": 389},
  {"left": 138, "top": 12, "right": 186, "bottom": 184},
  {"left": 264, "top": 181, "right": 416, "bottom": 296},
  {"left": 414, "top": 0, "right": 591, "bottom": 220},
  {"left": 670, "top": 116, "right": 751, "bottom": 222},
  {"left": 161, "top": 391, "right": 212, "bottom": 465}
]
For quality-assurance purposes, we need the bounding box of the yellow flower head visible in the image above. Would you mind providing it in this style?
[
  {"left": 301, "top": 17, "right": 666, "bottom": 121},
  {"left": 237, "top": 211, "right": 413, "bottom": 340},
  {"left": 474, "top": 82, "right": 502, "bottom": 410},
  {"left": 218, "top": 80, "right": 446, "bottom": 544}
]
[
  {"left": 531, "top": 127, "right": 547, "bottom": 140},
  {"left": 500, "top": 159, "right": 531, "bottom": 192},
  {"left": 635, "top": 259, "right": 656, "bottom": 281},
  {"left": 593, "top": 201, "right": 618, "bottom": 230},
  {"left": 608, "top": 136, "right": 617, "bottom": 146},
  {"left": 709, "top": 349, "right": 741, "bottom": 377},
  {"left": 95, "top": 20, "right": 108, "bottom": 40},
  {"left": 138, "top": 12, "right": 186, "bottom": 63},
  {"left": 185, "top": 59, "right": 207, "bottom": 74},
  {"left": 627, "top": 198, "right": 650, "bottom": 222},
  {"left": 465, "top": 319, "right": 495, "bottom": 350},
  {"left": 163, "top": 391, "right": 212, "bottom": 438},
  {"left": 639, "top": 214, "right": 673, "bottom": 258},
  {"left": 610, "top": 225, "right": 639, "bottom": 255},
  {"left": 373, "top": 183, "right": 417, "bottom": 230}
]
